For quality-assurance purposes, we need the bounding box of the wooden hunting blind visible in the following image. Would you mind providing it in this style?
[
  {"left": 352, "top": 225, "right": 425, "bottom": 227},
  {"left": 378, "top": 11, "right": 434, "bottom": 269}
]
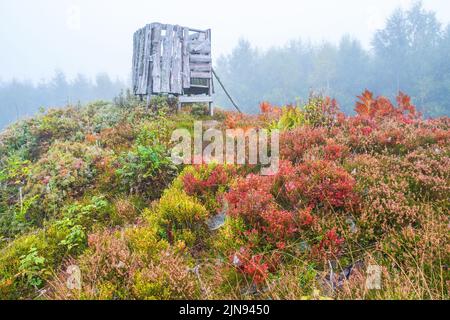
[{"left": 132, "top": 23, "right": 214, "bottom": 113}]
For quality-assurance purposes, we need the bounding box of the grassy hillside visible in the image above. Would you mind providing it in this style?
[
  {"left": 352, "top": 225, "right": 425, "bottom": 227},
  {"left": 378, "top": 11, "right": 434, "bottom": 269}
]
[{"left": 0, "top": 91, "right": 448, "bottom": 300}]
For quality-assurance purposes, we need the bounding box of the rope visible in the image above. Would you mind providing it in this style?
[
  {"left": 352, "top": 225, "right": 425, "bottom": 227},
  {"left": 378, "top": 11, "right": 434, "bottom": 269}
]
[{"left": 211, "top": 68, "right": 242, "bottom": 114}]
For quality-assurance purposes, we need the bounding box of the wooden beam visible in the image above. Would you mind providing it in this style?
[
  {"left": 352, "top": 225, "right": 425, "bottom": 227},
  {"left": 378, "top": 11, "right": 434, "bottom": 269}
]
[
  {"left": 161, "top": 24, "right": 174, "bottom": 93},
  {"left": 132, "top": 30, "right": 139, "bottom": 93},
  {"left": 170, "top": 25, "right": 183, "bottom": 94},
  {"left": 178, "top": 95, "right": 213, "bottom": 103},
  {"left": 190, "top": 54, "right": 212, "bottom": 63},
  {"left": 189, "top": 39, "right": 211, "bottom": 54},
  {"left": 182, "top": 27, "right": 191, "bottom": 89},
  {"left": 151, "top": 24, "right": 162, "bottom": 93},
  {"left": 190, "top": 63, "right": 212, "bottom": 72},
  {"left": 191, "top": 71, "right": 212, "bottom": 79},
  {"left": 138, "top": 24, "right": 152, "bottom": 95}
]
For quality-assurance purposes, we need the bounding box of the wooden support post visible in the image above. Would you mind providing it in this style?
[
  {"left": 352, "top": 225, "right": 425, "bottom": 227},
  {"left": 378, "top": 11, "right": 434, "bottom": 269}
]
[{"left": 209, "top": 102, "right": 214, "bottom": 116}]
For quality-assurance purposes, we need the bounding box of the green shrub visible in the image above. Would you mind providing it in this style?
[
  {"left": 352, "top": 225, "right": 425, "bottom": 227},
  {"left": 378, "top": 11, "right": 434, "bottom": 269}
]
[
  {"left": 116, "top": 128, "right": 176, "bottom": 198},
  {"left": 150, "top": 189, "right": 209, "bottom": 247}
]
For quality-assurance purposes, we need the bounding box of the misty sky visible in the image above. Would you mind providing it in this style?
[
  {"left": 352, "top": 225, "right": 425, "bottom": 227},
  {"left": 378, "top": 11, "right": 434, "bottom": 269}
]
[{"left": 1, "top": 0, "right": 449, "bottom": 83}]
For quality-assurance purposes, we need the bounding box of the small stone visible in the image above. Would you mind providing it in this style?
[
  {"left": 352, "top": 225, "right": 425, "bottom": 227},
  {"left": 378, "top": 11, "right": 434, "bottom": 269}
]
[
  {"left": 232, "top": 254, "right": 241, "bottom": 267},
  {"left": 207, "top": 212, "right": 226, "bottom": 231},
  {"left": 346, "top": 217, "right": 358, "bottom": 233}
]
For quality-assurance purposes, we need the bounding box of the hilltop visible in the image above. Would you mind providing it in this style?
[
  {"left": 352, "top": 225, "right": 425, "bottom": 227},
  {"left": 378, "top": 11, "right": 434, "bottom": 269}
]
[{"left": 0, "top": 91, "right": 448, "bottom": 300}]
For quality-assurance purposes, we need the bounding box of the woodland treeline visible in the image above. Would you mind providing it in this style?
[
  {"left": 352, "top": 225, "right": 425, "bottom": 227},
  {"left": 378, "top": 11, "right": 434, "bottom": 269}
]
[
  {"left": 214, "top": 2, "right": 450, "bottom": 116},
  {"left": 0, "top": 72, "right": 126, "bottom": 130},
  {"left": 1, "top": 2, "right": 449, "bottom": 131}
]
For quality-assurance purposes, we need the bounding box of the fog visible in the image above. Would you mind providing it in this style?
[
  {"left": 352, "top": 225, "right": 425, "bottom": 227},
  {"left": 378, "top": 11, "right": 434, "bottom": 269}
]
[
  {"left": 1, "top": 0, "right": 450, "bottom": 82},
  {"left": 1, "top": 0, "right": 450, "bottom": 130}
]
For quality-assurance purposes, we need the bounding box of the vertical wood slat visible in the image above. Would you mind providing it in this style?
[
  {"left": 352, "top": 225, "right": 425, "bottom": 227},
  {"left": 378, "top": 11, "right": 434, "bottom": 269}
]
[
  {"left": 137, "top": 28, "right": 146, "bottom": 93},
  {"left": 151, "top": 24, "right": 162, "bottom": 93},
  {"left": 161, "top": 24, "right": 174, "bottom": 93},
  {"left": 138, "top": 24, "right": 152, "bottom": 95},
  {"left": 170, "top": 26, "right": 183, "bottom": 94},
  {"left": 146, "top": 24, "right": 154, "bottom": 96},
  {"left": 132, "top": 23, "right": 212, "bottom": 97},
  {"left": 182, "top": 27, "right": 191, "bottom": 89},
  {"left": 132, "top": 30, "right": 138, "bottom": 94},
  {"left": 206, "top": 29, "right": 213, "bottom": 97},
  {"left": 133, "top": 29, "right": 143, "bottom": 94}
]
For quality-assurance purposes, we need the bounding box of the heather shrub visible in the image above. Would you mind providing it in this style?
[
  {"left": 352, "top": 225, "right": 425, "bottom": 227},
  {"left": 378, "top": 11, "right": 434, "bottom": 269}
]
[
  {"left": 152, "top": 189, "right": 209, "bottom": 247},
  {"left": 302, "top": 96, "right": 340, "bottom": 128},
  {"left": 349, "top": 151, "right": 449, "bottom": 241},
  {"left": 23, "top": 141, "right": 109, "bottom": 227},
  {"left": 0, "top": 195, "right": 115, "bottom": 299},
  {"left": 210, "top": 216, "right": 247, "bottom": 255},
  {"left": 280, "top": 127, "right": 327, "bottom": 163},
  {"left": 47, "top": 228, "right": 198, "bottom": 300},
  {"left": 132, "top": 250, "right": 200, "bottom": 300},
  {"left": 81, "top": 101, "right": 126, "bottom": 133},
  {"left": 98, "top": 122, "right": 136, "bottom": 152},
  {"left": 1, "top": 90, "right": 449, "bottom": 300},
  {"left": 0, "top": 108, "right": 83, "bottom": 161},
  {"left": 0, "top": 223, "right": 76, "bottom": 299},
  {"left": 48, "top": 230, "right": 142, "bottom": 300},
  {"left": 110, "top": 197, "right": 140, "bottom": 225},
  {"left": 0, "top": 153, "right": 32, "bottom": 238}
]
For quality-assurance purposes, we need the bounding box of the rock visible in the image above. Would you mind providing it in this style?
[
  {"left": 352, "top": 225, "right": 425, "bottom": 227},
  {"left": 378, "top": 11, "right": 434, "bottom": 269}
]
[
  {"left": 232, "top": 254, "right": 241, "bottom": 267},
  {"left": 207, "top": 212, "right": 226, "bottom": 231},
  {"left": 319, "top": 260, "right": 365, "bottom": 294},
  {"left": 346, "top": 217, "right": 358, "bottom": 233},
  {"left": 240, "top": 283, "right": 258, "bottom": 296},
  {"left": 207, "top": 201, "right": 228, "bottom": 231}
]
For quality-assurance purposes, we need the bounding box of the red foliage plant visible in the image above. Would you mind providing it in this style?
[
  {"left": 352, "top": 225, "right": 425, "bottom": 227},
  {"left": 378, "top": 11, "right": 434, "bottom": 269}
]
[
  {"left": 225, "top": 174, "right": 275, "bottom": 225},
  {"left": 355, "top": 90, "right": 420, "bottom": 122},
  {"left": 272, "top": 160, "right": 358, "bottom": 210},
  {"left": 232, "top": 247, "right": 269, "bottom": 285},
  {"left": 280, "top": 127, "right": 327, "bottom": 164},
  {"left": 323, "top": 140, "right": 349, "bottom": 161},
  {"left": 312, "top": 228, "right": 345, "bottom": 259},
  {"left": 225, "top": 159, "right": 356, "bottom": 248},
  {"left": 294, "top": 160, "right": 358, "bottom": 209},
  {"left": 183, "top": 165, "right": 231, "bottom": 197}
]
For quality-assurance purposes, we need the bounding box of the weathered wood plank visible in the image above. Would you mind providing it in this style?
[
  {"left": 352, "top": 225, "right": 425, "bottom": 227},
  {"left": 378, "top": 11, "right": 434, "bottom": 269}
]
[
  {"left": 170, "top": 26, "right": 182, "bottom": 94},
  {"left": 178, "top": 95, "right": 213, "bottom": 103},
  {"left": 151, "top": 24, "right": 162, "bottom": 93},
  {"left": 132, "top": 30, "right": 139, "bottom": 93},
  {"left": 207, "top": 29, "right": 213, "bottom": 97},
  {"left": 135, "top": 29, "right": 147, "bottom": 95},
  {"left": 182, "top": 27, "right": 191, "bottom": 89},
  {"left": 161, "top": 24, "right": 174, "bottom": 93},
  {"left": 138, "top": 24, "right": 152, "bottom": 95},
  {"left": 191, "top": 71, "right": 212, "bottom": 79},
  {"left": 190, "top": 54, "right": 212, "bottom": 63},
  {"left": 145, "top": 24, "right": 154, "bottom": 96},
  {"left": 190, "top": 63, "right": 212, "bottom": 72},
  {"left": 189, "top": 39, "right": 211, "bottom": 54}
]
